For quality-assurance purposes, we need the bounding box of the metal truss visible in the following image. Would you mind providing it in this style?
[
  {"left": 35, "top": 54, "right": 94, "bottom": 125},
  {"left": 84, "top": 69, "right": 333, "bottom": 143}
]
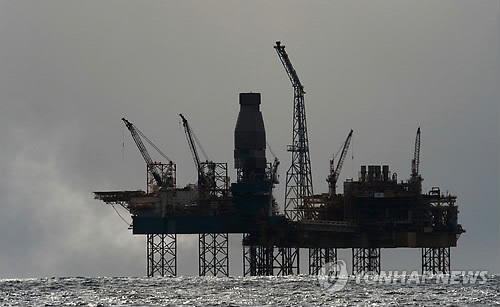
[
  {"left": 422, "top": 247, "right": 450, "bottom": 274},
  {"left": 275, "top": 42, "right": 315, "bottom": 222},
  {"left": 200, "top": 162, "right": 229, "bottom": 198},
  {"left": 242, "top": 236, "right": 299, "bottom": 276},
  {"left": 147, "top": 234, "right": 176, "bottom": 277},
  {"left": 243, "top": 244, "right": 274, "bottom": 276},
  {"left": 199, "top": 233, "right": 229, "bottom": 277},
  {"left": 352, "top": 248, "right": 380, "bottom": 275},
  {"left": 147, "top": 162, "right": 176, "bottom": 193},
  {"left": 309, "top": 248, "right": 337, "bottom": 275},
  {"left": 274, "top": 247, "right": 300, "bottom": 275},
  {"left": 198, "top": 162, "right": 230, "bottom": 216}
]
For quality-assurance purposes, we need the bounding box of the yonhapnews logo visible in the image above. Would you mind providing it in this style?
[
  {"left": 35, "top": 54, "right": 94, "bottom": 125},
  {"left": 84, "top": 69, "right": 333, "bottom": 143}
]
[
  {"left": 317, "top": 260, "right": 349, "bottom": 292},
  {"left": 317, "top": 260, "right": 488, "bottom": 292}
]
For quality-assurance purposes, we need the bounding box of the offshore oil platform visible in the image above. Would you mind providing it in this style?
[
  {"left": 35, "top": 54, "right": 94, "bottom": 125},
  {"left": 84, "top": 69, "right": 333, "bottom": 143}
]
[{"left": 94, "top": 42, "right": 465, "bottom": 277}]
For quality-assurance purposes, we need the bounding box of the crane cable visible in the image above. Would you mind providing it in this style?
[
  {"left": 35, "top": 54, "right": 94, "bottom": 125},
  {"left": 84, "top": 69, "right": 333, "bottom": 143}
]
[
  {"left": 191, "top": 128, "right": 209, "bottom": 161},
  {"left": 178, "top": 115, "right": 210, "bottom": 161},
  {"left": 134, "top": 126, "right": 173, "bottom": 163},
  {"left": 122, "top": 123, "right": 125, "bottom": 160},
  {"left": 111, "top": 203, "right": 131, "bottom": 227},
  {"left": 351, "top": 134, "right": 355, "bottom": 179},
  {"left": 266, "top": 141, "right": 277, "bottom": 160}
]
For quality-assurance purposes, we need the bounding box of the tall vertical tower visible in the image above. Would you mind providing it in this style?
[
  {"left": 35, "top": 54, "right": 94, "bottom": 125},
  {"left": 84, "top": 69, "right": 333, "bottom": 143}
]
[
  {"left": 234, "top": 93, "right": 267, "bottom": 183},
  {"left": 274, "top": 41, "right": 315, "bottom": 221},
  {"left": 234, "top": 93, "right": 276, "bottom": 276},
  {"left": 274, "top": 41, "right": 314, "bottom": 276}
]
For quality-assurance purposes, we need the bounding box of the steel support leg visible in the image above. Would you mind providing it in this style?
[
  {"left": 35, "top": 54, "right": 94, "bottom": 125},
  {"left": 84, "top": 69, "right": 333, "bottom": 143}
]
[
  {"left": 309, "top": 248, "right": 338, "bottom": 275},
  {"left": 242, "top": 234, "right": 256, "bottom": 276},
  {"left": 147, "top": 234, "right": 176, "bottom": 277},
  {"left": 274, "top": 247, "right": 299, "bottom": 275},
  {"left": 243, "top": 244, "right": 274, "bottom": 276},
  {"left": 243, "top": 244, "right": 257, "bottom": 276},
  {"left": 422, "top": 247, "right": 450, "bottom": 274},
  {"left": 352, "top": 248, "right": 380, "bottom": 275},
  {"left": 199, "top": 233, "right": 229, "bottom": 277},
  {"left": 258, "top": 246, "right": 274, "bottom": 276}
]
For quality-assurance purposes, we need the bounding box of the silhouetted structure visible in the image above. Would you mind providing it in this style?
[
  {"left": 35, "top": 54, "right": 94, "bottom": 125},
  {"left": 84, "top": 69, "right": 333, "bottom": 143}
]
[{"left": 95, "top": 42, "right": 464, "bottom": 277}]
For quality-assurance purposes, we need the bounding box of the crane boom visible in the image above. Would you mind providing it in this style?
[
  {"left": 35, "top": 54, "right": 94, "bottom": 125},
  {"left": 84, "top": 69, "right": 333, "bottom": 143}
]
[
  {"left": 179, "top": 114, "right": 202, "bottom": 177},
  {"left": 411, "top": 127, "right": 421, "bottom": 178},
  {"left": 327, "top": 130, "right": 353, "bottom": 195},
  {"left": 333, "top": 129, "right": 353, "bottom": 184},
  {"left": 274, "top": 41, "right": 304, "bottom": 93},
  {"left": 122, "top": 117, "right": 165, "bottom": 187}
]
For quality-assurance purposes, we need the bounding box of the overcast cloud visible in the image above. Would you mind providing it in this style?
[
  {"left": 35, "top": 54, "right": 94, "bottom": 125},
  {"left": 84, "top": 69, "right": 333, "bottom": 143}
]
[{"left": 0, "top": 1, "right": 498, "bottom": 278}]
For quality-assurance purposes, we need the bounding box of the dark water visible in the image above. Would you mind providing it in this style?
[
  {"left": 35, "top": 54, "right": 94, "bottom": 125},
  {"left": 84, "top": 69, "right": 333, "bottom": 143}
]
[{"left": 1, "top": 275, "right": 498, "bottom": 306}]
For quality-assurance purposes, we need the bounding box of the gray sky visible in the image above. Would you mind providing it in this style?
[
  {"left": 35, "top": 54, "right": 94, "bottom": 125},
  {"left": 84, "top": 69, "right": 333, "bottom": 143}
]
[{"left": 0, "top": 1, "right": 498, "bottom": 278}]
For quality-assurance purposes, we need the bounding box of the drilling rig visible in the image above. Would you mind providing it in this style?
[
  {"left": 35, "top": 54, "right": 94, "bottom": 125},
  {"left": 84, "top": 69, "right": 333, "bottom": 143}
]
[{"left": 95, "top": 43, "right": 464, "bottom": 278}]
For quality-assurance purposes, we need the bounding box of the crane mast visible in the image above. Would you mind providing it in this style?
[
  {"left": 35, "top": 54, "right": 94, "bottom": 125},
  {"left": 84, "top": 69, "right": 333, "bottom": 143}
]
[
  {"left": 122, "top": 117, "right": 173, "bottom": 188},
  {"left": 275, "top": 41, "right": 314, "bottom": 221},
  {"left": 411, "top": 127, "right": 421, "bottom": 179},
  {"left": 327, "top": 129, "right": 353, "bottom": 196}
]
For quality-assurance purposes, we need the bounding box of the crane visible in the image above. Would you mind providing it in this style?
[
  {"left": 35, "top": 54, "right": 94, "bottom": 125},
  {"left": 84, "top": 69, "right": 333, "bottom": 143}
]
[
  {"left": 275, "top": 41, "right": 314, "bottom": 221},
  {"left": 179, "top": 114, "right": 201, "bottom": 175},
  {"left": 275, "top": 42, "right": 304, "bottom": 95},
  {"left": 121, "top": 117, "right": 173, "bottom": 188},
  {"left": 411, "top": 127, "right": 421, "bottom": 180},
  {"left": 327, "top": 129, "right": 353, "bottom": 196},
  {"left": 179, "top": 113, "right": 211, "bottom": 186},
  {"left": 266, "top": 142, "right": 280, "bottom": 185}
]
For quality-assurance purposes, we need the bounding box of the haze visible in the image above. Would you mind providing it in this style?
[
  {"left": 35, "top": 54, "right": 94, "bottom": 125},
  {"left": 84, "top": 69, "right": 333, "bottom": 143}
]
[{"left": 0, "top": 1, "right": 498, "bottom": 278}]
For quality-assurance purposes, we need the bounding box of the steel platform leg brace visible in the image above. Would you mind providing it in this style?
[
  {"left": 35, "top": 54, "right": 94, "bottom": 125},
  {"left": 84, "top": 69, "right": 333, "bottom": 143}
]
[
  {"left": 199, "top": 233, "right": 229, "bottom": 277},
  {"left": 243, "top": 243, "right": 299, "bottom": 276},
  {"left": 352, "top": 248, "right": 381, "bottom": 275},
  {"left": 309, "top": 248, "right": 338, "bottom": 275},
  {"left": 147, "top": 234, "right": 177, "bottom": 277},
  {"left": 274, "top": 247, "right": 300, "bottom": 276},
  {"left": 243, "top": 244, "right": 274, "bottom": 276},
  {"left": 243, "top": 247, "right": 299, "bottom": 276},
  {"left": 422, "top": 247, "right": 450, "bottom": 274}
]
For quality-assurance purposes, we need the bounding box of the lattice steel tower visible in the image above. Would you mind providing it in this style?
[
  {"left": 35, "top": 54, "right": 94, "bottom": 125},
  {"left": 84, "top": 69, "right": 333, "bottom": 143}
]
[{"left": 274, "top": 41, "right": 315, "bottom": 221}]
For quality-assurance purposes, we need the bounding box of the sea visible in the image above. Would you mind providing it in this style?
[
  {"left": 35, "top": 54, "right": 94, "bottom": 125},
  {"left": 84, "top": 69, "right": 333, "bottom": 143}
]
[{"left": 0, "top": 274, "right": 498, "bottom": 306}]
